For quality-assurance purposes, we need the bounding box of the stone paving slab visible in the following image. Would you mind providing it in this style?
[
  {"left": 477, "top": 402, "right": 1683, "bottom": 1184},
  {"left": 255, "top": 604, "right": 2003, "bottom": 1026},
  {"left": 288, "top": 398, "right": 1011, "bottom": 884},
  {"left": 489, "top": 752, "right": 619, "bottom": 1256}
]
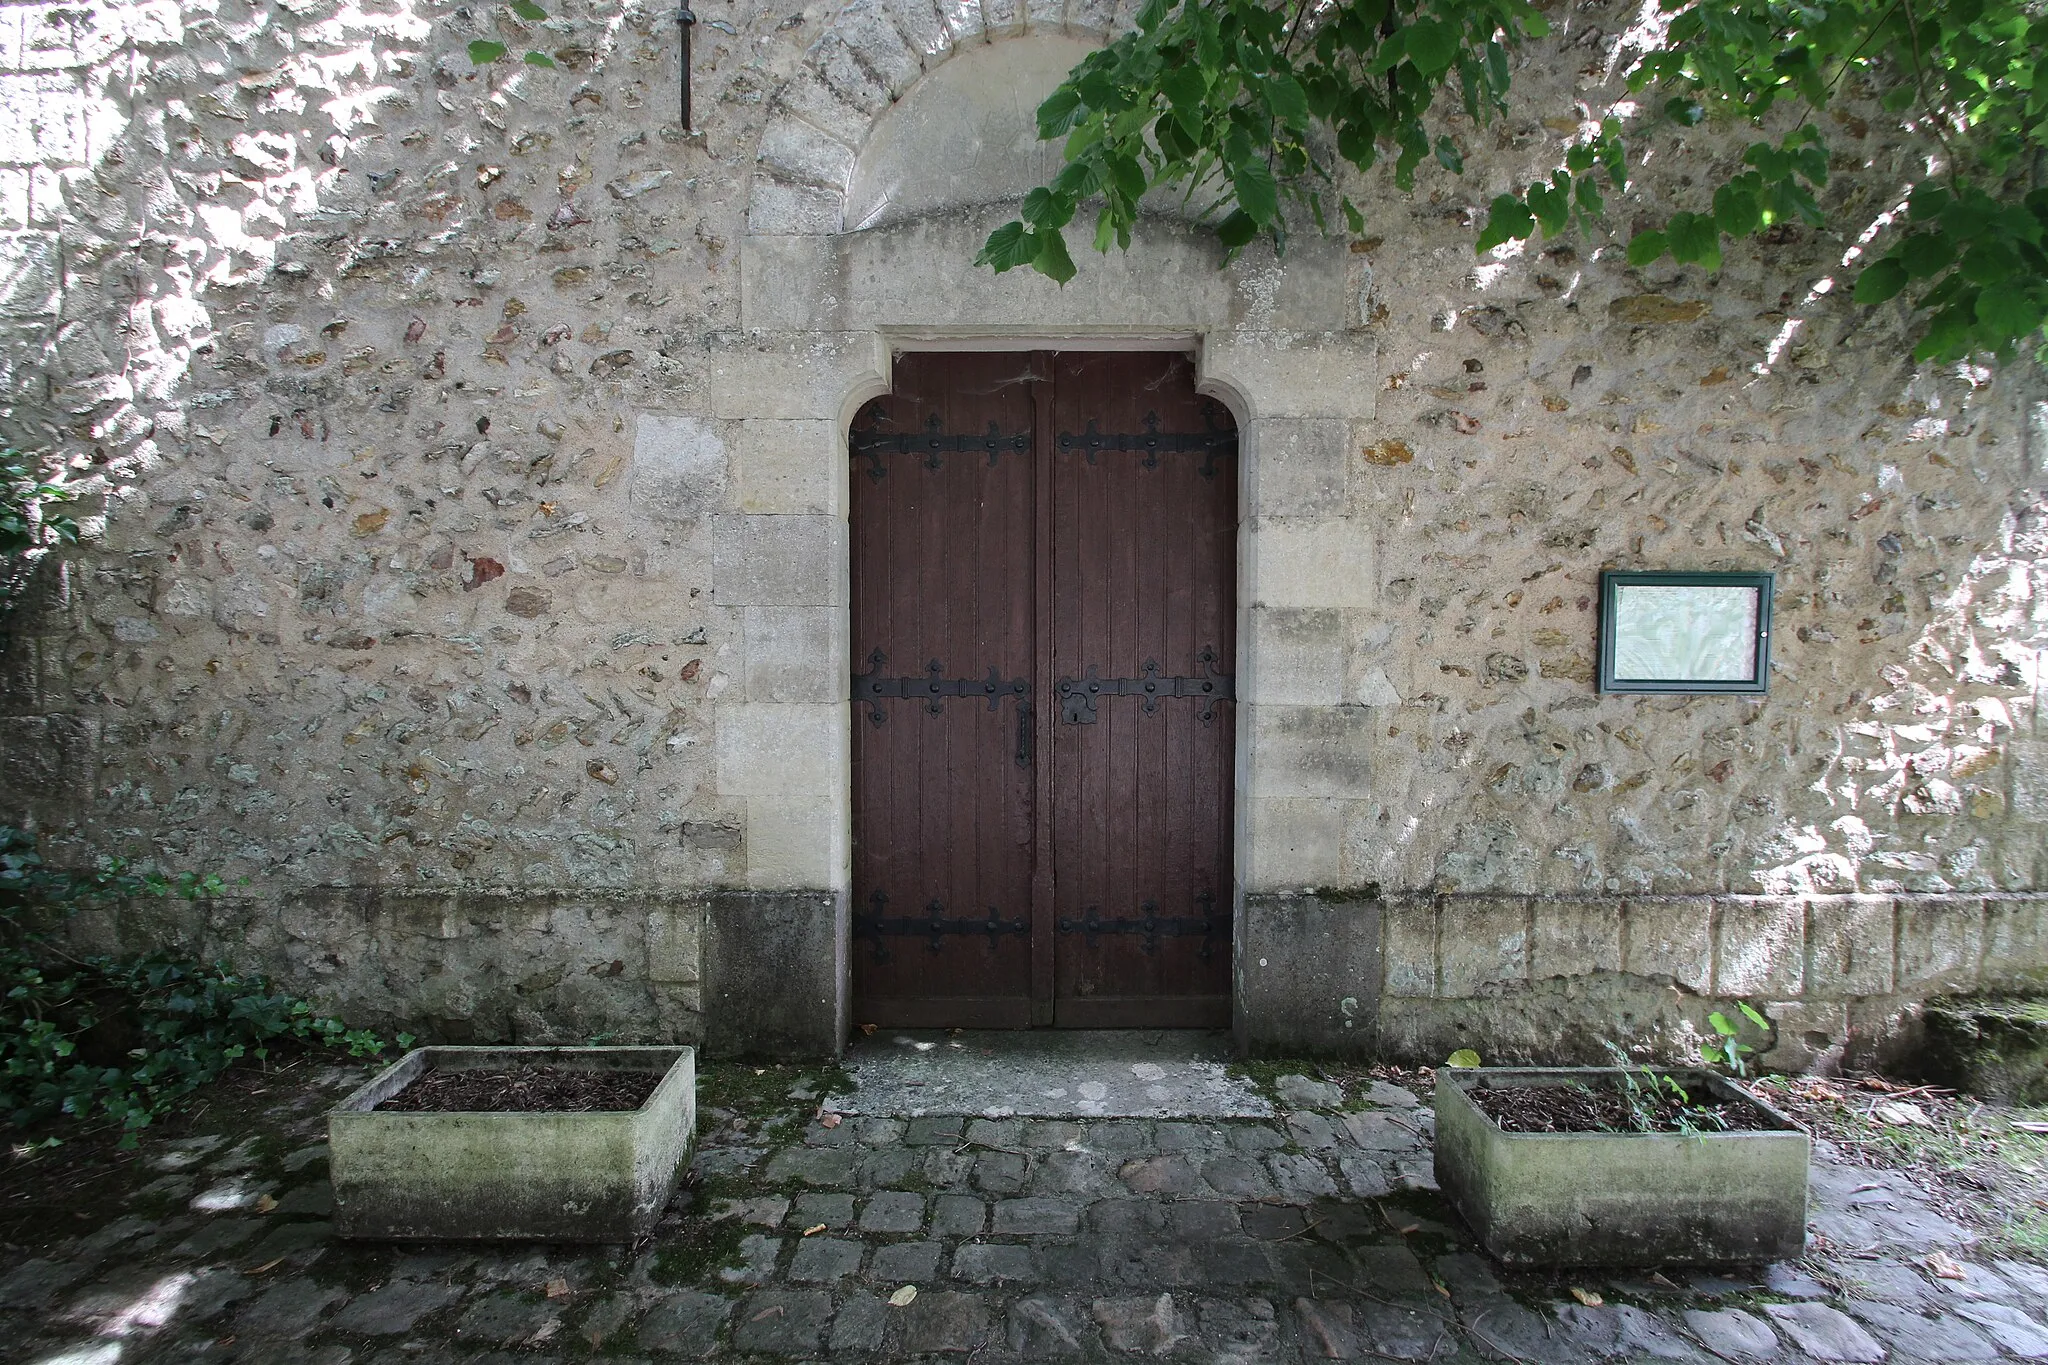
[
  {"left": 838, "top": 1029, "right": 1272, "bottom": 1118},
  {"left": 4, "top": 1056, "right": 2048, "bottom": 1363}
]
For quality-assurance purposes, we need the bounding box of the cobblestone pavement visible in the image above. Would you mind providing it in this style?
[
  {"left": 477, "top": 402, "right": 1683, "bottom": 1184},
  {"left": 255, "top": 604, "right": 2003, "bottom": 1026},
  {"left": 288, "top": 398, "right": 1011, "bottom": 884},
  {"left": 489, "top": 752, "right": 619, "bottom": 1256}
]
[{"left": 4, "top": 1056, "right": 2048, "bottom": 1364}]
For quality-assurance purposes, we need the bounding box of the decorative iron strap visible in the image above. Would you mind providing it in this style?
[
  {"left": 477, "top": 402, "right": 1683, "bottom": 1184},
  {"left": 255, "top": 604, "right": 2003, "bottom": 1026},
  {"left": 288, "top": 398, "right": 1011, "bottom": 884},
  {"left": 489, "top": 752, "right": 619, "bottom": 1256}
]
[
  {"left": 853, "top": 650, "right": 1033, "bottom": 766},
  {"left": 849, "top": 413, "right": 1030, "bottom": 481},
  {"left": 1056, "top": 411, "right": 1235, "bottom": 477},
  {"left": 1057, "top": 893, "right": 1225, "bottom": 959},
  {"left": 853, "top": 892, "right": 1029, "bottom": 964},
  {"left": 1057, "top": 646, "right": 1233, "bottom": 724}
]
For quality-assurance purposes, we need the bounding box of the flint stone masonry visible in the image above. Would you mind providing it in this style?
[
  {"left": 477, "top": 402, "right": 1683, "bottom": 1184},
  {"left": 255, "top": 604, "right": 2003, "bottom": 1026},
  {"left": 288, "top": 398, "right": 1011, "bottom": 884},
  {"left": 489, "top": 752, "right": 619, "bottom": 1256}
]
[{"left": 0, "top": 0, "right": 2042, "bottom": 1058}]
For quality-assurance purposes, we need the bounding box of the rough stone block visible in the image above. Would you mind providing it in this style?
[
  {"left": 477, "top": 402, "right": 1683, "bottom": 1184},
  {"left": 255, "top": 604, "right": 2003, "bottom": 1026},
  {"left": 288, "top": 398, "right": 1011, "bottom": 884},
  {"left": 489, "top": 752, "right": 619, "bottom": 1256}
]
[
  {"left": 744, "top": 605, "right": 846, "bottom": 703},
  {"left": 1248, "top": 705, "right": 1374, "bottom": 799},
  {"left": 933, "top": 0, "right": 987, "bottom": 45},
  {"left": 704, "top": 890, "right": 846, "bottom": 1059},
  {"left": 0, "top": 171, "right": 26, "bottom": 231},
  {"left": 1382, "top": 895, "right": 1438, "bottom": 998},
  {"left": 1248, "top": 418, "right": 1349, "bottom": 517},
  {"left": 0, "top": 77, "right": 87, "bottom": 163},
  {"left": 2010, "top": 740, "right": 2048, "bottom": 821},
  {"left": 1623, "top": 898, "right": 1711, "bottom": 992},
  {"left": 1530, "top": 899, "right": 1622, "bottom": 979},
  {"left": 1983, "top": 895, "right": 2048, "bottom": 989},
  {"left": 631, "top": 414, "right": 729, "bottom": 524},
  {"left": 701, "top": 331, "right": 885, "bottom": 421},
  {"left": 745, "top": 795, "right": 847, "bottom": 891},
  {"left": 713, "top": 514, "right": 845, "bottom": 607},
  {"left": 1807, "top": 895, "right": 1895, "bottom": 997},
  {"left": 1239, "top": 892, "right": 1382, "bottom": 1056},
  {"left": 1439, "top": 897, "right": 1529, "bottom": 997},
  {"left": 735, "top": 418, "right": 840, "bottom": 516},
  {"left": 1244, "top": 607, "right": 1344, "bottom": 706},
  {"left": 755, "top": 118, "right": 857, "bottom": 191},
  {"left": 716, "top": 703, "right": 843, "bottom": 798},
  {"left": 1895, "top": 896, "right": 1984, "bottom": 994},
  {"left": 1202, "top": 331, "right": 1377, "bottom": 418},
  {"left": 1713, "top": 896, "right": 1805, "bottom": 997},
  {"left": 1251, "top": 519, "right": 1375, "bottom": 611},
  {"left": 646, "top": 904, "right": 703, "bottom": 985},
  {"left": 0, "top": 231, "right": 59, "bottom": 318},
  {"left": 745, "top": 177, "right": 848, "bottom": 235},
  {"left": 1244, "top": 797, "right": 1344, "bottom": 889},
  {"left": 832, "top": 0, "right": 926, "bottom": 94},
  {"left": 1757, "top": 999, "right": 1848, "bottom": 1073}
]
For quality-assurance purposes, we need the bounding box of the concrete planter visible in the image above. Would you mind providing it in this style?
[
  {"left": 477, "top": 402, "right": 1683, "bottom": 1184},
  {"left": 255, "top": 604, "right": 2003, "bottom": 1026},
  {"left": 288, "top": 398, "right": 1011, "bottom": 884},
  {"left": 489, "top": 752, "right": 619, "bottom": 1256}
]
[
  {"left": 1434, "top": 1067, "right": 1808, "bottom": 1266},
  {"left": 330, "top": 1046, "right": 695, "bottom": 1242}
]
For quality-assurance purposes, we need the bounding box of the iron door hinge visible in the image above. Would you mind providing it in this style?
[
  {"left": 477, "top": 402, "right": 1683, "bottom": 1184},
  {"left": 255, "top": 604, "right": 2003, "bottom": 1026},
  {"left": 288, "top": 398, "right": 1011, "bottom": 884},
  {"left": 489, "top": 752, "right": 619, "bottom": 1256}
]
[
  {"left": 1056, "top": 646, "right": 1233, "bottom": 724},
  {"left": 853, "top": 891, "right": 1030, "bottom": 963},
  {"left": 853, "top": 650, "right": 1034, "bottom": 766}
]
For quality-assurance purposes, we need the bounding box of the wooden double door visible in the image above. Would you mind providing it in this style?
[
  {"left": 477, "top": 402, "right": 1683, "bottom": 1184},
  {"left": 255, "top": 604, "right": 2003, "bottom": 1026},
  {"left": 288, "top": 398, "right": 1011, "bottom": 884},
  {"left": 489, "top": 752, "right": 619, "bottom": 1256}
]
[{"left": 850, "top": 351, "right": 1237, "bottom": 1029}]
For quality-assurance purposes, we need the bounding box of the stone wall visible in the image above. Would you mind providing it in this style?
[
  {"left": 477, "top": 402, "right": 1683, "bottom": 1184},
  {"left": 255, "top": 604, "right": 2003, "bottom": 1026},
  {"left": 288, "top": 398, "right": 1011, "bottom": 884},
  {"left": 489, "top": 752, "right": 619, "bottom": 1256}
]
[{"left": 0, "top": 0, "right": 2042, "bottom": 1060}]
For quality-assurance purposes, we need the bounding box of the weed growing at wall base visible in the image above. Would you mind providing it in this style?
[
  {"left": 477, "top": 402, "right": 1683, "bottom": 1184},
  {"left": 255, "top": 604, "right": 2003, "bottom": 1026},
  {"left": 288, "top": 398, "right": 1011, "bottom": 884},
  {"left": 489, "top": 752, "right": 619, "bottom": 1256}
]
[{"left": 0, "top": 827, "right": 407, "bottom": 1145}]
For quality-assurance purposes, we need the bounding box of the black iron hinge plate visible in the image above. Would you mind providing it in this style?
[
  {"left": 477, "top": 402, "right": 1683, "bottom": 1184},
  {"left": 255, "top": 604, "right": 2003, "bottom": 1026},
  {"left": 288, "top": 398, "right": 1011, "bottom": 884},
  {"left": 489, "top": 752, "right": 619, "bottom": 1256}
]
[{"left": 1056, "top": 646, "right": 1233, "bottom": 724}]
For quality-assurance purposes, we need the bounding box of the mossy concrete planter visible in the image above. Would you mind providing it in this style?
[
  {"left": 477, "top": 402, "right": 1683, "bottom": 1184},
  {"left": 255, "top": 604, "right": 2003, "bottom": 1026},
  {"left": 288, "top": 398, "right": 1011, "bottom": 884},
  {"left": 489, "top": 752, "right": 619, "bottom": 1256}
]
[
  {"left": 1434, "top": 1067, "right": 1808, "bottom": 1267},
  {"left": 330, "top": 1046, "right": 695, "bottom": 1243}
]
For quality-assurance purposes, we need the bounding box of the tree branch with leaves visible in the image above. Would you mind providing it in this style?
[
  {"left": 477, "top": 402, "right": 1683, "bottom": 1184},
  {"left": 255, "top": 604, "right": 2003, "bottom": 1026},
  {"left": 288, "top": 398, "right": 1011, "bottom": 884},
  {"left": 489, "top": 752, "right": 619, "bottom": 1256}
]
[{"left": 978, "top": 0, "right": 2048, "bottom": 364}]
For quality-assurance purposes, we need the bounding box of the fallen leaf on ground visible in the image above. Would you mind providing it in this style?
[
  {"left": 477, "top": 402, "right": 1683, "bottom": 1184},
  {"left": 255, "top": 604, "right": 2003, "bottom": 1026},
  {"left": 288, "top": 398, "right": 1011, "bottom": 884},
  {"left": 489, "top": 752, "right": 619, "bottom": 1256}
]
[
  {"left": 1570, "top": 1288, "right": 1604, "bottom": 1307},
  {"left": 818, "top": 1111, "right": 842, "bottom": 1129},
  {"left": 253, "top": 1194, "right": 277, "bottom": 1214},
  {"left": 544, "top": 1277, "right": 572, "bottom": 1299},
  {"left": 802, "top": 1224, "right": 827, "bottom": 1236},
  {"left": 1922, "top": 1251, "right": 1968, "bottom": 1280},
  {"left": 888, "top": 1285, "right": 918, "bottom": 1307},
  {"left": 1873, "top": 1100, "right": 1932, "bottom": 1127},
  {"left": 859, "top": 1023, "right": 878, "bottom": 1035},
  {"left": 245, "top": 1258, "right": 284, "bottom": 1275}
]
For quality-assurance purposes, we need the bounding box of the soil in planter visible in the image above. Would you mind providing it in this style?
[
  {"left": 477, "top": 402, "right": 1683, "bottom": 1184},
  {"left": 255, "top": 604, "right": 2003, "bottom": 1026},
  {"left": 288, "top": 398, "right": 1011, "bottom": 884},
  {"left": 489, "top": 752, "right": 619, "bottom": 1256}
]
[
  {"left": 1469, "top": 1076, "right": 1793, "bottom": 1135},
  {"left": 376, "top": 1065, "right": 664, "bottom": 1113}
]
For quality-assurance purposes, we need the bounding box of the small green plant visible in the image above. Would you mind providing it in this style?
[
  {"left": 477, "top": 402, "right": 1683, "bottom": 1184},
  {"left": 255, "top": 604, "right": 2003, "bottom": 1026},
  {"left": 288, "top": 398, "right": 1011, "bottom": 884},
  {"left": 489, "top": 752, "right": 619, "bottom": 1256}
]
[
  {"left": 1, "top": 826, "right": 406, "bottom": 1145},
  {"left": 0, "top": 453, "right": 76, "bottom": 559},
  {"left": 1702, "top": 1002, "right": 1772, "bottom": 1078},
  {"left": 1600, "top": 1039, "right": 1728, "bottom": 1135}
]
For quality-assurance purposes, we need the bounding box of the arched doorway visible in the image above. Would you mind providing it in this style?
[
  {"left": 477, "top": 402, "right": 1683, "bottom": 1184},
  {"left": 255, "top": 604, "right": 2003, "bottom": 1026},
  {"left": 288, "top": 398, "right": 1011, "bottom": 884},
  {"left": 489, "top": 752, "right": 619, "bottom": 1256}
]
[{"left": 848, "top": 349, "right": 1238, "bottom": 1028}]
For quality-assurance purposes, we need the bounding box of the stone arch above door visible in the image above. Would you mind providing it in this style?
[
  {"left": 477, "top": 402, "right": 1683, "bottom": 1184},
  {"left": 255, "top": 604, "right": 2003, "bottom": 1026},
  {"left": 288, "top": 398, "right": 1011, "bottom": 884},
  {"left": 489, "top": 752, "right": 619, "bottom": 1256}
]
[{"left": 747, "top": 2, "right": 1128, "bottom": 237}]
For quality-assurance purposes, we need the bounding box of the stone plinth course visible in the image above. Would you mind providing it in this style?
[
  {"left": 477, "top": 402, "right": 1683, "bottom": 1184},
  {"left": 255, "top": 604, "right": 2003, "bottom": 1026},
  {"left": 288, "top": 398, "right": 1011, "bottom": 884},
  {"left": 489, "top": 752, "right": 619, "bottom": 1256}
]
[
  {"left": 3, "top": 1040, "right": 2044, "bottom": 1363},
  {"left": 329, "top": 1045, "right": 696, "bottom": 1242}
]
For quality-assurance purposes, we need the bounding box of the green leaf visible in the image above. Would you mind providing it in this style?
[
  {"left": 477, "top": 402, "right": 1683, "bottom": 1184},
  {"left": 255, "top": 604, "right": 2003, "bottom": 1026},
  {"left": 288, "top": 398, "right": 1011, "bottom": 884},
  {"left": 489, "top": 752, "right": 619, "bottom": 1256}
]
[
  {"left": 509, "top": 0, "right": 548, "bottom": 19},
  {"left": 1403, "top": 20, "right": 1458, "bottom": 78},
  {"left": 1232, "top": 156, "right": 1279, "bottom": 227},
  {"left": 1446, "top": 1049, "right": 1481, "bottom": 1068},
  {"left": 1036, "top": 86, "right": 1085, "bottom": 139},
  {"left": 1475, "top": 193, "right": 1534, "bottom": 252},
  {"left": 1264, "top": 73, "right": 1310, "bottom": 130},
  {"left": 1665, "top": 96, "right": 1704, "bottom": 126},
  {"left": 1434, "top": 135, "right": 1463, "bottom": 174},
  {"left": 1216, "top": 209, "right": 1259, "bottom": 248},
  {"left": 1976, "top": 286, "right": 2046, "bottom": 345},
  {"left": 1713, "top": 183, "right": 1760, "bottom": 237},
  {"left": 975, "top": 221, "right": 1039, "bottom": 273},
  {"left": 1033, "top": 228, "right": 1077, "bottom": 284},
  {"left": 523, "top": 50, "right": 555, "bottom": 66},
  {"left": 1853, "top": 257, "right": 1909, "bottom": 304},
  {"left": 1626, "top": 230, "right": 1668, "bottom": 267},
  {"left": 1667, "top": 212, "right": 1722, "bottom": 272},
  {"left": 1160, "top": 63, "right": 1207, "bottom": 126},
  {"left": 467, "top": 38, "right": 508, "bottom": 63},
  {"left": 1899, "top": 231, "right": 1955, "bottom": 279}
]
